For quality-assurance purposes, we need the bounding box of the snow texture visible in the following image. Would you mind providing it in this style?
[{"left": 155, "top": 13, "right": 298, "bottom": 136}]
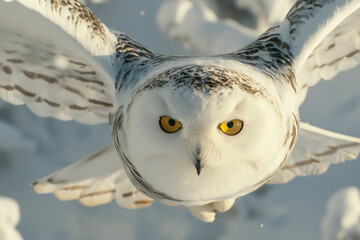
[
  {"left": 234, "top": 0, "right": 296, "bottom": 32},
  {"left": 156, "top": 0, "right": 256, "bottom": 54},
  {"left": 0, "top": 0, "right": 359, "bottom": 239},
  {"left": 0, "top": 197, "right": 23, "bottom": 240},
  {"left": 322, "top": 187, "right": 360, "bottom": 240},
  {"left": 156, "top": 0, "right": 296, "bottom": 54}
]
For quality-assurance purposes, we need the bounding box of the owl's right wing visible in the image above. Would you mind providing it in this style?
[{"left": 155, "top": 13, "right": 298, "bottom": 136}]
[
  {"left": 32, "top": 143, "right": 154, "bottom": 209},
  {"left": 268, "top": 123, "right": 360, "bottom": 184},
  {"left": 0, "top": 0, "right": 154, "bottom": 124}
]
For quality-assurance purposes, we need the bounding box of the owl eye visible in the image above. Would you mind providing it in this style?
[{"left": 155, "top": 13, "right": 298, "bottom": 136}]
[
  {"left": 159, "top": 116, "right": 182, "bottom": 134},
  {"left": 219, "top": 120, "right": 244, "bottom": 136}
]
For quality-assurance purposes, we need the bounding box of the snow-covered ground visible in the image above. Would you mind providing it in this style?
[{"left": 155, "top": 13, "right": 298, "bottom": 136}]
[
  {"left": 156, "top": 0, "right": 296, "bottom": 54},
  {"left": 0, "top": 0, "right": 360, "bottom": 239},
  {"left": 322, "top": 187, "right": 360, "bottom": 240},
  {"left": 0, "top": 197, "right": 23, "bottom": 240}
]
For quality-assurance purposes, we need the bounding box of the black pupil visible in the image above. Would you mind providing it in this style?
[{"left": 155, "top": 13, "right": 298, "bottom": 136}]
[
  {"left": 227, "top": 121, "right": 234, "bottom": 128},
  {"left": 168, "top": 119, "right": 176, "bottom": 127}
]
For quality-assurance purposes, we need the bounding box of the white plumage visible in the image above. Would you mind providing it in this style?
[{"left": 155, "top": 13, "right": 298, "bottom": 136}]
[{"left": 0, "top": 0, "right": 360, "bottom": 222}]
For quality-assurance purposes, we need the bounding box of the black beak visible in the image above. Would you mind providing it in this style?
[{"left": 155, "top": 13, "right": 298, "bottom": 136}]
[
  {"left": 195, "top": 157, "right": 202, "bottom": 176},
  {"left": 194, "top": 145, "right": 202, "bottom": 176}
]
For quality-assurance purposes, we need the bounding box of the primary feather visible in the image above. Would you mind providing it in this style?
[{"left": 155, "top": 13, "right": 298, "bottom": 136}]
[
  {"left": 0, "top": 1, "right": 115, "bottom": 123},
  {"left": 33, "top": 144, "right": 153, "bottom": 209},
  {"left": 269, "top": 123, "right": 360, "bottom": 184}
]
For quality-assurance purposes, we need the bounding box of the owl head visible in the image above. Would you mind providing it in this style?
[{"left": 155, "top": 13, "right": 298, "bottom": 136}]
[{"left": 113, "top": 59, "right": 298, "bottom": 205}]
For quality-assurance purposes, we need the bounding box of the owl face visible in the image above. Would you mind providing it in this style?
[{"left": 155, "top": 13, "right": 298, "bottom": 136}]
[{"left": 116, "top": 64, "right": 292, "bottom": 204}]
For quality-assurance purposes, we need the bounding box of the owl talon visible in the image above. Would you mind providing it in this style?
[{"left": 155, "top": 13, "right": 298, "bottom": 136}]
[
  {"left": 187, "top": 204, "right": 216, "bottom": 222},
  {"left": 187, "top": 198, "right": 236, "bottom": 222},
  {"left": 213, "top": 198, "right": 236, "bottom": 213}
]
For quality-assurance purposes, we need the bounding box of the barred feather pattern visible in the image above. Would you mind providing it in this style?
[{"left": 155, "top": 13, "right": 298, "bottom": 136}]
[
  {"left": 286, "top": 0, "right": 335, "bottom": 39},
  {"left": 296, "top": 8, "right": 360, "bottom": 104},
  {"left": 269, "top": 124, "right": 360, "bottom": 184},
  {"left": 0, "top": 23, "right": 114, "bottom": 123},
  {"left": 32, "top": 144, "right": 153, "bottom": 209},
  {"left": 229, "top": 27, "right": 297, "bottom": 93},
  {"left": 16, "top": 0, "right": 117, "bottom": 56}
]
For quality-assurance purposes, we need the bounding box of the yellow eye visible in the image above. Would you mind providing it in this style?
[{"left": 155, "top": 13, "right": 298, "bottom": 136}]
[
  {"left": 219, "top": 120, "right": 244, "bottom": 136},
  {"left": 159, "top": 116, "right": 182, "bottom": 134}
]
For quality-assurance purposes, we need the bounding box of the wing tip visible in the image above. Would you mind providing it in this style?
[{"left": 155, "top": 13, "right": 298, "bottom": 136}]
[{"left": 33, "top": 182, "right": 56, "bottom": 194}]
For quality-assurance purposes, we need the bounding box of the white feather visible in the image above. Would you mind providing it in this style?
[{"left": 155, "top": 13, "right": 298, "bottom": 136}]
[
  {"left": 33, "top": 143, "right": 153, "bottom": 209},
  {"left": 15, "top": 0, "right": 117, "bottom": 56},
  {"left": 0, "top": 1, "right": 116, "bottom": 124},
  {"left": 297, "top": 9, "right": 360, "bottom": 104},
  {"left": 288, "top": 0, "right": 360, "bottom": 73},
  {"left": 268, "top": 123, "right": 360, "bottom": 184}
]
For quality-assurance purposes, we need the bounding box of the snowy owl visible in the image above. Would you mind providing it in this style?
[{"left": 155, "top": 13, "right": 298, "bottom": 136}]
[{"left": 0, "top": 0, "right": 360, "bottom": 222}]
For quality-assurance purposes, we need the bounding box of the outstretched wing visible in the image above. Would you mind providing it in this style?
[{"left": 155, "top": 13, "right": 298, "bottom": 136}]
[
  {"left": 0, "top": 0, "right": 154, "bottom": 124},
  {"left": 285, "top": 1, "right": 360, "bottom": 106},
  {"left": 285, "top": 0, "right": 360, "bottom": 74},
  {"left": 296, "top": 8, "right": 360, "bottom": 91},
  {"left": 33, "top": 143, "right": 153, "bottom": 209},
  {"left": 0, "top": 0, "right": 116, "bottom": 124},
  {"left": 268, "top": 123, "right": 360, "bottom": 184},
  {"left": 258, "top": 1, "right": 360, "bottom": 183},
  {"left": 229, "top": 0, "right": 360, "bottom": 97}
]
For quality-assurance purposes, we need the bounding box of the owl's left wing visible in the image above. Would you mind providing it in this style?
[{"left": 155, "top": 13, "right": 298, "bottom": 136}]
[
  {"left": 296, "top": 8, "right": 360, "bottom": 90},
  {"left": 268, "top": 123, "right": 360, "bottom": 184},
  {"left": 284, "top": 0, "right": 360, "bottom": 74},
  {"left": 230, "top": 0, "right": 360, "bottom": 94}
]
